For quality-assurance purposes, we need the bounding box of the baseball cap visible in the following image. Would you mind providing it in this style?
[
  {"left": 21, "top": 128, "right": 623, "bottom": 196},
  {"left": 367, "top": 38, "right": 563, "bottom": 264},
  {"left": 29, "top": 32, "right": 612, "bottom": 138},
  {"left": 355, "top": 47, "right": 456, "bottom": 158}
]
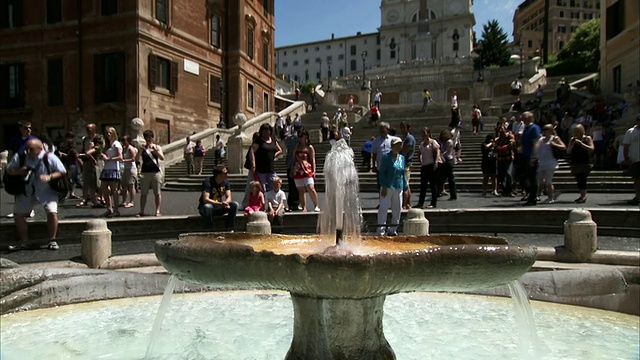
[{"left": 391, "top": 137, "right": 402, "bottom": 146}]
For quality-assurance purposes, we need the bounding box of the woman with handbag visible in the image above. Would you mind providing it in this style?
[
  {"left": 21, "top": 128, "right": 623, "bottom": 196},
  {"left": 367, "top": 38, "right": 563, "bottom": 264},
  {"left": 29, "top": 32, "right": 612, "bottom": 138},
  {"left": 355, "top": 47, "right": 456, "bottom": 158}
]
[
  {"left": 567, "top": 124, "right": 594, "bottom": 203},
  {"left": 293, "top": 129, "right": 320, "bottom": 212},
  {"left": 99, "top": 127, "right": 123, "bottom": 217},
  {"left": 534, "top": 124, "right": 566, "bottom": 203}
]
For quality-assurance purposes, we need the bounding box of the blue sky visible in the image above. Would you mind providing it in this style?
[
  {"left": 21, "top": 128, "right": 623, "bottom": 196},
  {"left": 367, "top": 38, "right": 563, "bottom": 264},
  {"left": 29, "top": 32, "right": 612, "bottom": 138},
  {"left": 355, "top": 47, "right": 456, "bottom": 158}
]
[{"left": 275, "top": 0, "right": 520, "bottom": 47}]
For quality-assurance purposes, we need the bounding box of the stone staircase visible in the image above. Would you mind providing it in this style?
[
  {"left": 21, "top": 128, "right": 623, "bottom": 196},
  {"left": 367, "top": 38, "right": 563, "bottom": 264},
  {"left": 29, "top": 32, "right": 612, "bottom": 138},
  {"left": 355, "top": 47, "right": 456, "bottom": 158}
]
[{"left": 162, "top": 96, "right": 634, "bottom": 194}]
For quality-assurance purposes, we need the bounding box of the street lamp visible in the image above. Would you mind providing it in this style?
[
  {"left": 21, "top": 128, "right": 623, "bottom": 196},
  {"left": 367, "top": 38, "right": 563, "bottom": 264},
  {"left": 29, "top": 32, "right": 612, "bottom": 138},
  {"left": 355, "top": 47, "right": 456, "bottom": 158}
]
[
  {"left": 476, "top": 41, "right": 484, "bottom": 82},
  {"left": 361, "top": 50, "right": 368, "bottom": 90},
  {"left": 327, "top": 58, "right": 332, "bottom": 91},
  {"left": 318, "top": 58, "right": 322, "bottom": 81},
  {"left": 518, "top": 41, "right": 524, "bottom": 79}
]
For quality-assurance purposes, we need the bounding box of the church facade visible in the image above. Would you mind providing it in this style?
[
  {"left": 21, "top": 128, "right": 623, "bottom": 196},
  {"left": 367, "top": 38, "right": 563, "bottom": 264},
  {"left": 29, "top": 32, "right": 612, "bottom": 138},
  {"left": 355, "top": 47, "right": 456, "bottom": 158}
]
[{"left": 275, "top": 0, "right": 475, "bottom": 82}]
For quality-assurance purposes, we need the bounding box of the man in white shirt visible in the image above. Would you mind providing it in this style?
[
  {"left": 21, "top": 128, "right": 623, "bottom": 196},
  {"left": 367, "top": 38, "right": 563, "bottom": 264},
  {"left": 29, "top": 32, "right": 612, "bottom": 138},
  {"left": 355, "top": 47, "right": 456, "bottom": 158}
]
[
  {"left": 622, "top": 114, "right": 640, "bottom": 205},
  {"left": 371, "top": 122, "right": 401, "bottom": 185},
  {"left": 184, "top": 136, "right": 195, "bottom": 175},
  {"left": 373, "top": 89, "right": 382, "bottom": 108},
  {"left": 510, "top": 78, "right": 522, "bottom": 97}
]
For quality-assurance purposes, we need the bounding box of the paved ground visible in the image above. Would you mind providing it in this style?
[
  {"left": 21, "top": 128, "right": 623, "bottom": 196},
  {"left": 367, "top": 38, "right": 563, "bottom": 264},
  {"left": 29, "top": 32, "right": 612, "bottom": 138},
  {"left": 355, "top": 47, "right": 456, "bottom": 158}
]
[{"left": 1, "top": 189, "right": 638, "bottom": 264}]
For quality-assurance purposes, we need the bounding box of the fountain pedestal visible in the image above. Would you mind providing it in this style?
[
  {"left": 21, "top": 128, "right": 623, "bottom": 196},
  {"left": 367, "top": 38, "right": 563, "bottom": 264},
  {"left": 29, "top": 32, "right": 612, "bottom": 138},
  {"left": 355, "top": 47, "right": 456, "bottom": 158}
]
[{"left": 288, "top": 295, "right": 394, "bottom": 360}]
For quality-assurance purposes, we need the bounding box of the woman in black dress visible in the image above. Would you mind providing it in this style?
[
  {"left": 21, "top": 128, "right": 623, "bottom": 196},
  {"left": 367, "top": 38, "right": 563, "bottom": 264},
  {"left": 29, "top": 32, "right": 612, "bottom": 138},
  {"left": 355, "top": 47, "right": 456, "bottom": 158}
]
[{"left": 481, "top": 134, "right": 498, "bottom": 196}]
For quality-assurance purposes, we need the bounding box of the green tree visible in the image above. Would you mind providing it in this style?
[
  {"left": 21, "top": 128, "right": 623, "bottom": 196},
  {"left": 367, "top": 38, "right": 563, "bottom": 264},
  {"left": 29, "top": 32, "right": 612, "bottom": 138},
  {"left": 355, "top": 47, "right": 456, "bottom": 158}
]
[
  {"left": 474, "top": 20, "right": 511, "bottom": 70},
  {"left": 556, "top": 19, "right": 600, "bottom": 72}
]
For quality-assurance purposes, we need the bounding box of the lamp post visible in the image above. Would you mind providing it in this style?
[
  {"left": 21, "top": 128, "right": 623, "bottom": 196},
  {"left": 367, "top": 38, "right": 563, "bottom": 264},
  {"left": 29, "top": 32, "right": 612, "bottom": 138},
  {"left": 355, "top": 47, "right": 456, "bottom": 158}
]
[
  {"left": 361, "top": 50, "right": 368, "bottom": 90},
  {"left": 518, "top": 41, "right": 524, "bottom": 79},
  {"left": 218, "top": 77, "right": 225, "bottom": 128},
  {"left": 318, "top": 58, "right": 322, "bottom": 81},
  {"left": 327, "top": 58, "right": 332, "bottom": 91}
]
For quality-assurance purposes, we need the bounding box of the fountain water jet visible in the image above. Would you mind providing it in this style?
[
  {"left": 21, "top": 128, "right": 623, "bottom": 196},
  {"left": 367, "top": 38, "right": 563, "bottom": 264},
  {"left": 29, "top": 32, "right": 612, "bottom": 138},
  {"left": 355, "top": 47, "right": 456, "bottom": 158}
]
[{"left": 154, "top": 140, "right": 537, "bottom": 359}]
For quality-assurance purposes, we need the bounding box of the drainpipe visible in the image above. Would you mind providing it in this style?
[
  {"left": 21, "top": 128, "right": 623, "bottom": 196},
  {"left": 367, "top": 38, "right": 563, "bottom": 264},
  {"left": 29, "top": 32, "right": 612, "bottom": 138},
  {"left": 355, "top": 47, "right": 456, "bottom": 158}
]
[
  {"left": 76, "top": 0, "right": 83, "bottom": 112},
  {"left": 222, "top": 0, "right": 230, "bottom": 127}
]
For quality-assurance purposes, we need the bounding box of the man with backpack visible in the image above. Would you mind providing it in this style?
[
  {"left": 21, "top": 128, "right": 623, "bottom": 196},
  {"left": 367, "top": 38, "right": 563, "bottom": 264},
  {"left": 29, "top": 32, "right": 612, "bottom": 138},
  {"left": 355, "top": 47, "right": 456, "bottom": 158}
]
[{"left": 5, "top": 138, "right": 66, "bottom": 250}]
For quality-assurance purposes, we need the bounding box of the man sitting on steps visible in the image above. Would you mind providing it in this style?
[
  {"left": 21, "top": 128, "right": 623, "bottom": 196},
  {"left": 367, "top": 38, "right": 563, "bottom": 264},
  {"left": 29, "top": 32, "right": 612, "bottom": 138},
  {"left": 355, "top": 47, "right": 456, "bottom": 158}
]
[{"left": 198, "top": 165, "right": 238, "bottom": 231}]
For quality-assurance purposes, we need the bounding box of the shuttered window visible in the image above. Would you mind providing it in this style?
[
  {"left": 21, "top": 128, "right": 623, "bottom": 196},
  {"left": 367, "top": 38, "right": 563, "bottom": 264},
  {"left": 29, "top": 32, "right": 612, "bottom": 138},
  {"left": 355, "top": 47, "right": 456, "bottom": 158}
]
[
  {"left": 0, "top": 63, "right": 25, "bottom": 108},
  {"left": 94, "top": 52, "right": 125, "bottom": 103},
  {"left": 148, "top": 54, "right": 178, "bottom": 94}
]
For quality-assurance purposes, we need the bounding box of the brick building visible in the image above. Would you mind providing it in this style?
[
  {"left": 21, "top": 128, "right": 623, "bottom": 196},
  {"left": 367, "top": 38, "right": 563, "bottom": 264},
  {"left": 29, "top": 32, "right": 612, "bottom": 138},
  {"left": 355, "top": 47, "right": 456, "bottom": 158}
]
[
  {"left": 0, "top": 0, "right": 275, "bottom": 148},
  {"left": 512, "top": 0, "right": 600, "bottom": 60}
]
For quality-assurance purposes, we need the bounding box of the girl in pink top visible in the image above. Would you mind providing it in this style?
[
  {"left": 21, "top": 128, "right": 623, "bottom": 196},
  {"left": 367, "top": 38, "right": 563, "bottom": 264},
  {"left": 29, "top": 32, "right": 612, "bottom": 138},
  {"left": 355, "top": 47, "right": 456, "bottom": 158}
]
[{"left": 244, "top": 180, "right": 265, "bottom": 215}]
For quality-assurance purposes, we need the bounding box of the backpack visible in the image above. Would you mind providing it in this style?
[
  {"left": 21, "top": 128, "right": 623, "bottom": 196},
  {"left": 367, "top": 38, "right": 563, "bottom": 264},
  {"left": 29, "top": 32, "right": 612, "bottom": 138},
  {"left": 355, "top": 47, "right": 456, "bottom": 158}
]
[
  {"left": 43, "top": 153, "right": 70, "bottom": 201},
  {"left": 2, "top": 153, "right": 27, "bottom": 196}
]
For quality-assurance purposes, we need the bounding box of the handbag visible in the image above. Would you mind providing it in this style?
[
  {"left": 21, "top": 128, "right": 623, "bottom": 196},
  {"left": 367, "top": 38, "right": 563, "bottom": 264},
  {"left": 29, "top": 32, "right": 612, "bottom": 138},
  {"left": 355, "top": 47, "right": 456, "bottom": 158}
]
[
  {"left": 2, "top": 153, "right": 27, "bottom": 196},
  {"left": 44, "top": 153, "right": 70, "bottom": 201},
  {"left": 551, "top": 139, "right": 565, "bottom": 160}
]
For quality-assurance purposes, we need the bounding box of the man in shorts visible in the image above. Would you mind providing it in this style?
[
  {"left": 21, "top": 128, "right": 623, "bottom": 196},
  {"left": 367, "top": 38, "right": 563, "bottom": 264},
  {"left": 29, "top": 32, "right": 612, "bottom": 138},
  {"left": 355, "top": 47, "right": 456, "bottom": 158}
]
[
  {"left": 137, "top": 130, "right": 164, "bottom": 216},
  {"left": 6, "top": 139, "right": 66, "bottom": 250}
]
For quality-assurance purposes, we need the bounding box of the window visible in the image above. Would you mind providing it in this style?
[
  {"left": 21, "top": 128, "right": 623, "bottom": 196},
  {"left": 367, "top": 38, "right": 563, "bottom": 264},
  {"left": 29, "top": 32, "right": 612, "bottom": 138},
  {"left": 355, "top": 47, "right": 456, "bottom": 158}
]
[
  {"left": 338, "top": 54, "right": 344, "bottom": 60},
  {"left": 316, "top": 72, "right": 320, "bottom": 80},
  {"left": 558, "top": 41, "right": 564, "bottom": 49},
  {"left": 315, "top": 46, "right": 319, "bottom": 51},
  {"left": 101, "top": 0, "right": 118, "bottom": 16},
  {"left": 247, "top": 83, "right": 254, "bottom": 108},
  {"left": 46, "top": 0, "right": 61, "bottom": 24},
  {"left": 293, "top": 60, "right": 298, "bottom": 66},
  {"left": 559, "top": 10, "right": 564, "bottom": 17},
  {"left": 262, "top": 41, "right": 269, "bottom": 69},
  {"left": 326, "top": 45, "right": 331, "bottom": 49},
  {"left": 606, "top": 1, "right": 624, "bottom": 39},
  {"left": 47, "top": 59, "right": 63, "bottom": 106},
  {"left": 339, "top": 69, "right": 344, "bottom": 76},
  {"left": 155, "top": 0, "right": 169, "bottom": 24},
  {"left": 94, "top": 52, "right": 125, "bottom": 103},
  {"left": 350, "top": 59, "right": 356, "bottom": 71},
  {"left": 613, "top": 65, "right": 621, "bottom": 93},
  {"left": 282, "top": 62, "right": 288, "bottom": 67},
  {"left": 558, "top": 25, "right": 566, "bottom": 33},
  {"left": 304, "top": 59, "right": 309, "bottom": 65},
  {"left": 390, "top": 49, "right": 396, "bottom": 59},
  {"left": 0, "top": 0, "right": 24, "bottom": 28},
  {"left": 263, "top": 0, "right": 269, "bottom": 17},
  {"left": 0, "top": 63, "right": 25, "bottom": 108},
  {"left": 263, "top": 93, "right": 269, "bottom": 112},
  {"left": 377, "top": 49, "right": 381, "bottom": 60},
  {"left": 148, "top": 53, "right": 178, "bottom": 94},
  {"left": 209, "top": 74, "right": 222, "bottom": 103},
  {"left": 293, "top": 50, "right": 297, "bottom": 54},
  {"left": 247, "top": 26, "right": 254, "bottom": 59},
  {"left": 453, "top": 42, "right": 459, "bottom": 52},
  {"left": 350, "top": 45, "right": 357, "bottom": 56},
  {"left": 210, "top": 14, "right": 220, "bottom": 47},
  {"left": 304, "top": 48, "right": 308, "bottom": 53}
]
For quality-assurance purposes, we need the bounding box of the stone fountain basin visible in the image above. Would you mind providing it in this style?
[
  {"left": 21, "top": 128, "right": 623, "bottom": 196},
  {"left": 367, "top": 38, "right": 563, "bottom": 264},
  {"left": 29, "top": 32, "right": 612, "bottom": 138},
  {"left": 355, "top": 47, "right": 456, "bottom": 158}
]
[{"left": 154, "top": 233, "right": 537, "bottom": 299}]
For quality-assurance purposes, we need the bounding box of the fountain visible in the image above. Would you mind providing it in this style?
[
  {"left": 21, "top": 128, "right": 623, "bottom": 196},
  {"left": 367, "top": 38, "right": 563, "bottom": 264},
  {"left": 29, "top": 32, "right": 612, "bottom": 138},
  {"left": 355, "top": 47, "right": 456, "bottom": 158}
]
[{"left": 154, "top": 140, "right": 538, "bottom": 359}]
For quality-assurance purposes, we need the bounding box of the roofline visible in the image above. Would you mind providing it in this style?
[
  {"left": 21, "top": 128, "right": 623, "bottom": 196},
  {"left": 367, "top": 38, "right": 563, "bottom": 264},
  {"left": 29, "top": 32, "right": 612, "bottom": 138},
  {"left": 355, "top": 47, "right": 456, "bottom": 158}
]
[{"left": 275, "top": 32, "right": 379, "bottom": 50}]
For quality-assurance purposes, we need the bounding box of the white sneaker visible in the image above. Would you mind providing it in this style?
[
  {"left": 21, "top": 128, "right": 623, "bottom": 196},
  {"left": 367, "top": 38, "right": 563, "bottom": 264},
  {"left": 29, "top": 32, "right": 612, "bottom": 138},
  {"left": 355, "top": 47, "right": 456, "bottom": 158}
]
[
  {"left": 314, "top": 207, "right": 321, "bottom": 212},
  {"left": 48, "top": 241, "right": 60, "bottom": 250},
  {"left": 29, "top": 210, "right": 35, "bottom": 217},
  {"left": 6, "top": 213, "right": 14, "bottom": 218}
]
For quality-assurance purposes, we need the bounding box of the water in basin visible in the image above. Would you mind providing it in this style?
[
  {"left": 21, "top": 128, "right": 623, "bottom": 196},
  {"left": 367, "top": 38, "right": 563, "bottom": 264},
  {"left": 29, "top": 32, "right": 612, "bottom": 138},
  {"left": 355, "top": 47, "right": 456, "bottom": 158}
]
[{"left": 1, "top": 291, "right": 637, "bottom": 360}]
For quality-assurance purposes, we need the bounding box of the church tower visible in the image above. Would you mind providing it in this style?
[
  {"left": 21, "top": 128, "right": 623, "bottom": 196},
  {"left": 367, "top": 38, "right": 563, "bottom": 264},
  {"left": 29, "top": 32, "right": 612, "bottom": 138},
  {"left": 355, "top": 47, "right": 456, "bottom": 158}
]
[{"left": 379, "top": 0, "right": 475, "bottom": 65}]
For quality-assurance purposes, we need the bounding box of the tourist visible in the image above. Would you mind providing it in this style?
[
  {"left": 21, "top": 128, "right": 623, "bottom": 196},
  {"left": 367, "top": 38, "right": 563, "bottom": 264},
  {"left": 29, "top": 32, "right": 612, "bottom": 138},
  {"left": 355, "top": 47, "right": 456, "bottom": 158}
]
[
  {"left": 567, "top": 124, "right": 594, "bottom": 204},
  {"left": 293, "top": 113, "right": 302, "bottom": 128},
  {"left": 283, "top": 128, "right": 300, "bottom": 211},
  {"left": 535, "top": 84, "right": 544, "bottom": 104},
  {"left": 372, "top": 122, "right": 400, "bottom": 189},
  {"left": 57, "top": 133, "right": 82, "bottom": 200},
  {"left": 137, "top": 130, "right": 164, "bottom": 217},
  {"left": 361, "top": 136, "right": 374, "bottom": 172},
  {"left": 495, "top": 127, "right": 516, "bottom": 197},
  {"left": 347, "top": 94, "right": 354, "bottom": 110},
  {"left": 373, "top": 89, "right": 382, "bottom": 108},
  {"left": 99, "top": 127, "right": 123, "bottom": 217},
  {"left": 6, "top": 138, "right": 66, "bottom": 250},
  {"left": 244, "top": 181, "right": 265, "bottom": 215},
  {"left": 481, "top": 134, "right": 498, "bottom": 196},
  {"left": 199, "top": 165, "right": 238, "bottom": 231},
  {"left": 622, "top": 114, "right": 640, "bottom": 205},
  {"left": 534, "top": 124, "right": 566, "bottom": 203},
  {"left": 320, "top": 112, "right": 330, "bottom": 141},
  {"left": 449, "top": 91, "right": 460, "bottom": 129},
  {"left": 119, "top": 135, "right": 138, "bottom": 209},
  {"left": 452, "top": 125, "right": 463, "bottom": 163},
  {"left": 510, "top": 97, "right": 522, "bottom": 113},
  {"left": 399, "top": 121, "right": 415, "bottom": 209},
  {"left": 295, "top": 87, "right": 300, "bottom": 101},
  {"left": 438, "top": 129, "right": 457, "bottom": 200},
  {"left": 421, "top": 88, "right": 431, "bottom": 113},
  {"left": 242, "top": 132, "right": 261, "bottom": 208},
  {"left": 340, "top": 125, "right": 352, "bottom": 146},
  {"left": 293, "top": 129, "right": 320, "bottom": 212},
  {"left": 328, "top": 125, "right": 339, "bottom": 146},
  {"left": 214, "top": 135, "right": 225, "bottom": 166},
  {"left": 377, "top": 137, "right": 407, "bottom": 236},
  {"left": 250, "top": 123, "right": 282, "bottom": 193},
  {"left": 194, "top": 139, "right": 206, "bottom": 175},
  {"left": 184, "top": 135, "right": 195, "bottom": 175},
  {"left": 521, "top": 111, "right": 542, "bottom": 206},
  {"left": 471, "top": 105, "right": 482, "bottom": 135},
  {"left": 560, "top": 112, "right": 574, "bottom": 144},
  {"left": 77, "top": 123, "right": 100, "bottom": 208},
  {"left": 510, "top": 78, "right": 522, "bottom": 97},
  {"left": 369, "top": 104, "right": 381, "bottom": 127},
  {"left": 275, "top": 115, "right": 285, "bottom": 140},
  {"left": 265, "top": 176, "right": 286, "bottom": 227},
  {"left": 415, "top": 127, "right": 440, "bottom": 209},
  {"left": 590, "top": 121, "right": 605, "bottom": 168}
]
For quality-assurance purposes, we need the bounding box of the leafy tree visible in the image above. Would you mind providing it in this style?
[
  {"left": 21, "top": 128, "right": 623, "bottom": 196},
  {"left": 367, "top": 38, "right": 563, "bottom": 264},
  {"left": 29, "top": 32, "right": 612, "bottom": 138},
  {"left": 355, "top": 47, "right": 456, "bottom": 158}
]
[
  {"left": 474, "top": 20, "right": 511, "bottom": 70},
  {"left": 556, "top": 19, "right": 600, "bottom": 72}
]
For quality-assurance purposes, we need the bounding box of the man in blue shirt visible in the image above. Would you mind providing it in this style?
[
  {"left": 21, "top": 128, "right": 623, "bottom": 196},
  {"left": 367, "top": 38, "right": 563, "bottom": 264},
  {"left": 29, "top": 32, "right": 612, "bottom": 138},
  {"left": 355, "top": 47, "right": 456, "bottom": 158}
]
[
  {"left": 521, "top": 111, "right": 541, "bottom": 206},
  {"left": 361, "top": 137, "right": 374, "bottom": 171},
  {"left": 7, "top": 121, "right": 38, "bottom": 157},
  {"left": 400, "top": 121, "right": 415, "bottom": 209}
]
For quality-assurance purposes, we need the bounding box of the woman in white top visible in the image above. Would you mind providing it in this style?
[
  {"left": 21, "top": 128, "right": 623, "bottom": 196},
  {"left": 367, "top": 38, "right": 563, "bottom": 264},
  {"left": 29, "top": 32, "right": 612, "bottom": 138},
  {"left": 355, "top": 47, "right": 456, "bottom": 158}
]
[
  {"left": 590, "top": 121, "right": 605, "bottom": 168},
  {"left": 416, "top": 127, "right": 441, "bottom": 208},
  {"left": 119, "top": 135, "right": 138, "bottom": 209},
  {"left": 99, "top": 126, "right": 123, "bottom": 217},
  {"left": 534, "top": 124, "right": 566, "bottom": 203}
]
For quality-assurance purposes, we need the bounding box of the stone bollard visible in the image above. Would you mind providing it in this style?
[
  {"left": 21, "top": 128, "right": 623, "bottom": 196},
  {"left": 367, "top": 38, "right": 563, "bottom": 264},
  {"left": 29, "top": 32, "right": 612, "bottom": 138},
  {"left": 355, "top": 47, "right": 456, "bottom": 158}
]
[
  {"left": 81, "top": 219, "right": 112, "bottom": 268},
  {"left": 564, "top": 209, "right": 597, "bottom": 262},
  {"left": 402, "top": 208, "right": 430, "bottom": 236},
  {"left": 246, "top": 211, "right": 271, "bottom": 235}
]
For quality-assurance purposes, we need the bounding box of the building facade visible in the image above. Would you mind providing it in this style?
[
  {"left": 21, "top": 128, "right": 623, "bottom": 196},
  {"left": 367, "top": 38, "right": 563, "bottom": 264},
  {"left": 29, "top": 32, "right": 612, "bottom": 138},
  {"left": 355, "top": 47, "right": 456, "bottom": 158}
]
[
  {"left": 0, "top": 0, "right": 275, "bottom": 148},
  {"left": 275, "top": 0, "right": 475, "bottom": 83},
  {"left": 513, "top": 0, "right": 601, "bottom": 60},
  {"left": 599, "top": 0, "right": 639, "bottom": 96}
]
